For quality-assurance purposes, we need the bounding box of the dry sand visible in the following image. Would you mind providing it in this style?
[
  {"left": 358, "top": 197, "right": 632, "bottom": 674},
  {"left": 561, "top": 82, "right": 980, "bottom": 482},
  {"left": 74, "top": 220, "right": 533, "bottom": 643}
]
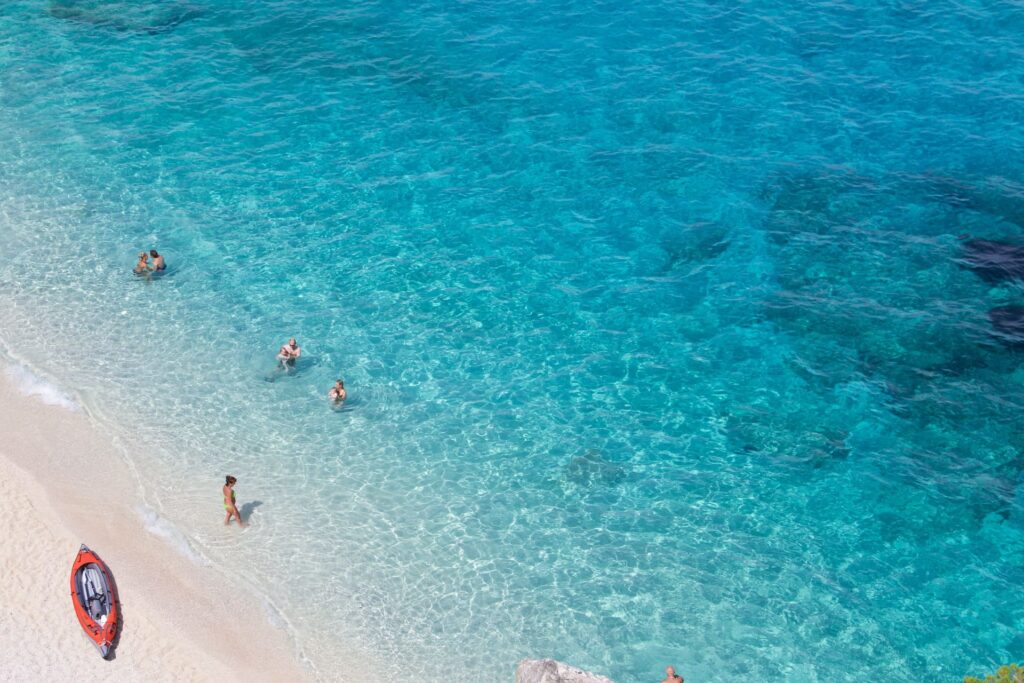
[{"left": 0, "top": 368, "right": 309, "bottom": 682}]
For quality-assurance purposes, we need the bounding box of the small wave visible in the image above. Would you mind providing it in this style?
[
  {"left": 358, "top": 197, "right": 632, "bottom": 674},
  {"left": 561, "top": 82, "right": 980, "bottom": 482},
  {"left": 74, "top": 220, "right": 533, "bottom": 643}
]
[
  {"left": 135, "top": 504, "right": 210, "bottom": 566},
  {"left": 262, "top": 597, "right": 287, "bottom": 630},
  {"left": 4, "top": 364, "right": 78, "bottom": 411}
]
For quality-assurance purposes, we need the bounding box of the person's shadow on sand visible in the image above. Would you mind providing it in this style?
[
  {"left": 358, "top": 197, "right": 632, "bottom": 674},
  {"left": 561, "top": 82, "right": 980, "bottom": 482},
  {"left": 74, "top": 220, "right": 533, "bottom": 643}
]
[{"left": 239, "top": 500, "right": 263, "bottom": 523}]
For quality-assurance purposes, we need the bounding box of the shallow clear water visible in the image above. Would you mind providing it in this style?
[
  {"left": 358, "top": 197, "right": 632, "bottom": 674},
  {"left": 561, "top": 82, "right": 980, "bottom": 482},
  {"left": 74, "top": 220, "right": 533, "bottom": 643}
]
[{"left": 2, "top": 0, "right": 1024, "bottom": 679}]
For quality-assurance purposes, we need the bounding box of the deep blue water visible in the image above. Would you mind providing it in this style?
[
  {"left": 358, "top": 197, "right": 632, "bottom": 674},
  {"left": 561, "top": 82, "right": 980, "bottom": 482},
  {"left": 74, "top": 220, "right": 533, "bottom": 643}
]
[{"left": 1, "top": 0, "right": 1024, "bottom": 680}]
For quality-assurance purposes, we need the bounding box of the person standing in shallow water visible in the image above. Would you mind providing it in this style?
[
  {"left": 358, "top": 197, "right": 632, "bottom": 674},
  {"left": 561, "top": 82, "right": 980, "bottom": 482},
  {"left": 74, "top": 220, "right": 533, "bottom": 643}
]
[
  {"left": 662, "top": 665, "right": 683, "bottom": 683},
  {"left": 277, "top": 337, "right": 301, "bottom": 369},
  {"left": 149, "top": 249, "right": 166, "bottom": 272},
  {"left": 223, "top": 475, "right": 245, "bottom": 527},
  {"left": 328, "top": 379, "right": 346, "bottom": 404},
  {"left": 133, "top": 251, "right": 151, "bottom": 275}
]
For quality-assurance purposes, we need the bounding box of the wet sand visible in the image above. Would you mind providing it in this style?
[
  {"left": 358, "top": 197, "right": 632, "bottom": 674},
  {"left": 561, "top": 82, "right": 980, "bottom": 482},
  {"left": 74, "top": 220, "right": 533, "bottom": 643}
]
[{"left": 0, "top": 369, "right": 309, "bottom": 682}]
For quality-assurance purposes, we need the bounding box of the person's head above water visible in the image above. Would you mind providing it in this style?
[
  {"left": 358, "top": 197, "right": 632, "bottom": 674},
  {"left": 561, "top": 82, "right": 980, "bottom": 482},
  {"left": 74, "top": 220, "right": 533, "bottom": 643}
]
[
  {"left": 225, "top": 475, "right": 237, "bottom": 486},
  {"left": 665, "top": 666, "right": 682, "bottom": 682},
  {"left": 289, "top": 338, "right": 298, "bottom": 347},
  {"left": 335, "top": 379, "right": 344, "bottom": 387},
  {"left": 150, "top": 249, "right": 160, "bottom": 258},
  {"left": 138, "top": 252, "right": 147, "bottom": 260}
]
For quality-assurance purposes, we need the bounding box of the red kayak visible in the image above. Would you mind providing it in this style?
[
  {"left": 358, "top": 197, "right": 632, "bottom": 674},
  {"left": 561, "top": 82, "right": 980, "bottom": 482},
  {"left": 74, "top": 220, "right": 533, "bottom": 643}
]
[{"left": 70, "top": 544, "right": 119, "bottom": 658}]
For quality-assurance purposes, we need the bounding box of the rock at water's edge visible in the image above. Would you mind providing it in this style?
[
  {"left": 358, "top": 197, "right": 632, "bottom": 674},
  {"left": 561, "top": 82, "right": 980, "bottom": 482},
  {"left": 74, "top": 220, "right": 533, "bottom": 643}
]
[{"left": 515, "top": 659, "right": 615, "bottom": 683}]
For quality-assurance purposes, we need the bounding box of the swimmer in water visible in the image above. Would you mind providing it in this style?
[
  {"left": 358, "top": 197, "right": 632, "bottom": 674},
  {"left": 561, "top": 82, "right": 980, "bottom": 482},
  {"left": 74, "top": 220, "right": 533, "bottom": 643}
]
[
  {"left": 150, "top": 249, "right": 166, "bottom": 272},
  {"left": 133, "top": 251, "right": 152, "bottom": 276},
  {"left": 328, "top": 379, "right": 347, "bottom": 404},
  {"left": 223, "top": 475, "right": 245, "bottom": 527},
  {"left": 662, "top": 666, "right": 683, "bottom": 683},
  {"left": 277, "top": 338, "right": 301, "bottom": 368}
]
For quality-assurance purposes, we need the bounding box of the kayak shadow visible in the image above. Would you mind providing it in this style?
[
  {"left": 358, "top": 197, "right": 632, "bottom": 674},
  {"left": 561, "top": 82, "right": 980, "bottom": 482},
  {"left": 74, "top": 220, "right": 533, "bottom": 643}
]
[
  {"left": 239, "top": 500, "right": 263, "bottom": 523},
  {"left": 106, "top": 569, "right": 123, "bottom": 661},
  {"left": 107, "top": 624, "right": 122, "bottom": 661}
]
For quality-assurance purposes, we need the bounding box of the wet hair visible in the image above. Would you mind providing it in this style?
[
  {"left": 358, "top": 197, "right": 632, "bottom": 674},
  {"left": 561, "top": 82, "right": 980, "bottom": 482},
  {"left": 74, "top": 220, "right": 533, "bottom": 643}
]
[
  {"left": 225, "top": 475, "right": 237, "bottom": 485},
  {"left": 150, "top": 249, "right": 160, "bottom": 257},
  {"left": 138, "top": 252, "right": 147, "bottom": 259},
  {"left": 336, "top": 379, "right": 344, "bottom": 386}
]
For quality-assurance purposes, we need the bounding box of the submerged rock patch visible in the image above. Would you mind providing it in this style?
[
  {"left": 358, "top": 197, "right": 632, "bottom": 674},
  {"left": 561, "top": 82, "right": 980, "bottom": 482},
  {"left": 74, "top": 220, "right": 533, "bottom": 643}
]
[
  {"left": 988, "top": 305, "right": 1024, "bottom": 347},
  {"left": 47, "top": 0, "right": 201, "bottom": 35},
  {"left": 960, "top": 238, "right": 1024, "bottom": 284}
]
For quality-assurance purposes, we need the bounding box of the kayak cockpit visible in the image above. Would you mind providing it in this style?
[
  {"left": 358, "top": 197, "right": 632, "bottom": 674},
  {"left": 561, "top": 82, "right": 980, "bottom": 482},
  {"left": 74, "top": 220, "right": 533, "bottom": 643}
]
[{"left": 75, "top": 563, "right": 113, "bottom": 624}]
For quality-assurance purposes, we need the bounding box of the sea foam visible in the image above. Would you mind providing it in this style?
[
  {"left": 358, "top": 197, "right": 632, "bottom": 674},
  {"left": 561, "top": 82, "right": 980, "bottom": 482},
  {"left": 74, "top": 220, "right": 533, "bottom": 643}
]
[
  {"left": 136, "top": 504, "right": 210, "bottom": 566},
  {"left": 4, "top": 364, "right": 78, "bottom": 411}
]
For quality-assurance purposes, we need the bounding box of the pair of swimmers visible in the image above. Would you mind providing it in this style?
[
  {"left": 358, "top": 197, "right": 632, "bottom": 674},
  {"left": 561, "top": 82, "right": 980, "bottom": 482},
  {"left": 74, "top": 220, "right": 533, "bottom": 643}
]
[
  {"left": 133, "top": 249, "right": 166, "bottom": 276},
  {"left": 276, "top": 338, "right": 347, "bottom": 404}
]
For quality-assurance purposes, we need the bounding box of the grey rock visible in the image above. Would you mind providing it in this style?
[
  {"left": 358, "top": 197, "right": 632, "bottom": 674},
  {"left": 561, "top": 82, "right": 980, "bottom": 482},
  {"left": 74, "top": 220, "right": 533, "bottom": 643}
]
[{"left": 515, "top": 659, "right": 615, "bottom": 683}]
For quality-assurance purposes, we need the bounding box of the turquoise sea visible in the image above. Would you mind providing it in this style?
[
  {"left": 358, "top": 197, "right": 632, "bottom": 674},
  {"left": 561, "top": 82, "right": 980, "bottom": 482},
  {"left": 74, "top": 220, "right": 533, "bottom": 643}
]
[{"left": 2, "top": 0, "right": 1024, "bottom": 680}]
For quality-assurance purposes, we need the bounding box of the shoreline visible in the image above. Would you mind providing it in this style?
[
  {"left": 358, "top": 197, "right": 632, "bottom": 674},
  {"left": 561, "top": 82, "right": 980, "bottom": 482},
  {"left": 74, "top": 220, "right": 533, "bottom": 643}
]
[{"left": 0, "top": 363, "right": 311, "bottom": 681}]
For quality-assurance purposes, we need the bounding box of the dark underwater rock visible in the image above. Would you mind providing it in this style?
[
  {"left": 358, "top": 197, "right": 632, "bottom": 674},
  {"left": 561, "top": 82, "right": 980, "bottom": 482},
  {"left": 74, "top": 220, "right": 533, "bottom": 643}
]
[
  {"left": 917, "top": 173, "right": 1024, "bottom": 228},
  {"left": 48, "top": 0, "right": 200, "bottom": 35},
  {"left": 988, "top": 306, "right": 1024, "bottom": 346},
  {"left": 961, "top": 239, "right": 1024, "bottom": 283},
  {"left": 564, "top": 451, "right": 626, "bottom": 488}
]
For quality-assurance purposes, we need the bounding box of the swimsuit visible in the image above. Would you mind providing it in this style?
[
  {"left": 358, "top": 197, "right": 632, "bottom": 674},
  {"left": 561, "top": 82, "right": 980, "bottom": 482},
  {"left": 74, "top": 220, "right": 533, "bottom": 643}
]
[{"left": 224, "top": 489, "right": 236, "bottom": 510}]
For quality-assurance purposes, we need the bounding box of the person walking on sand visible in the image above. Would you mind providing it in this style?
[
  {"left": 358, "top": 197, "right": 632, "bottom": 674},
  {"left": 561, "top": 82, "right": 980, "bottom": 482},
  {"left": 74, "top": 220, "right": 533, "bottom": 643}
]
[
  {"left": 277, "top": 337, "right": 301, "bottom": 368},
  {"left": 223, "top": 475, "right": 245, "bottom": 527},
  {"left": 662, "top": 665, "right": 683, "bottom": 683},
  {"left": 328, "top": 379, "right": 347, "bottom": 404},
  {"left": 149, "top": 249, "right": 166, "bottom": 272},
  {"left": 133, "top": 251, "right": 152, "bottom": 275}
]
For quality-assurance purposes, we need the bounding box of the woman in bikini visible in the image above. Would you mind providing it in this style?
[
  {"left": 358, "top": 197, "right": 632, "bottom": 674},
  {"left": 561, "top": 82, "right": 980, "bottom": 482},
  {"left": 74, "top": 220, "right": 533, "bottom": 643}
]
[{"left": 223, "top": 475, "right": 246, "bottom": 527}]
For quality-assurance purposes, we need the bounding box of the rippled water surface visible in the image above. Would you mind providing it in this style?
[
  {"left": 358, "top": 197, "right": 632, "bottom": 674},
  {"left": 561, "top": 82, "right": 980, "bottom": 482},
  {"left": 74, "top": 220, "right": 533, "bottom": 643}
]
[{"left": 2, "top": 0, "right": 1024, "bottom": 680}]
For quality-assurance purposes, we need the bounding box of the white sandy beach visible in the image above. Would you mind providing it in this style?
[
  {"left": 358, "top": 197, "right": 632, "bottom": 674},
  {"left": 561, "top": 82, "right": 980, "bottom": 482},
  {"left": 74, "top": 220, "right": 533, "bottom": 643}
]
[{"left": 0, "top": 368, "right": 309, "bottom": 682}]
